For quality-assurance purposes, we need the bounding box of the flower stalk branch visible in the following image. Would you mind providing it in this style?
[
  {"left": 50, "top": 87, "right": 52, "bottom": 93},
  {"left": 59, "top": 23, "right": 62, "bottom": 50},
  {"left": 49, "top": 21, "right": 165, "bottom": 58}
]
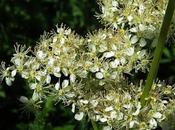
[
  {"left": 140, "top": 0, "right": 175, "bottom": 107},
  {"left": 91, "top": 120, "right": 98, "bottom": 130}
]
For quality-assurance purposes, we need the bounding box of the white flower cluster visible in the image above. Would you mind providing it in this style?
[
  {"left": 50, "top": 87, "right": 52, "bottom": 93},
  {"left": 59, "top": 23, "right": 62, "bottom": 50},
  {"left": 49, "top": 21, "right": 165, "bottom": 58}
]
[
  {"left": 0, "top": 0, "right": 175, "bottom": 130},
  {"left": 98, "top": 0, "right": 167, "bottom": 33},
  {"left": 71, "top": 82, "right": 175, "bottom": 130},
  {"left": 97, "top": 0, "right": 175, "bottom": 46},
  {"left": 0, "top": 25, "right": 148, "bottom": 100}
]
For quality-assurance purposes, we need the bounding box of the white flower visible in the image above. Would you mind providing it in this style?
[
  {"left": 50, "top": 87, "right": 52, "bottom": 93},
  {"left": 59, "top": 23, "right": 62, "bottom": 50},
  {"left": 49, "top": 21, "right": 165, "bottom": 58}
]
[
  {"left": 70, "top": 74, "right": 76, "bottom": 83},
  {"left": 149, "top": 118, "right": 157, "bottom": 129},
  {"left": 95, "top": 72, "right": 104, "bottom": 79},
  {"left": 139, "top": 38, "right": 147, "bottom": 47},
  {"left": 5, "top": 77, "right": 14, "bottom": 86},
  {"left": 65, "top": 92, "right": 76, "bottom": 98},
  {"left": 130, "top": 27, "right": 138, "bottom": 33},
  {"left": 106, "top": 95, "right": 114, "bottom": 101},
  {"left": 110, "top": 111, "right": 117, "bottom": 119},
  {"left": 132, "top": 108, "right": 140, "bottom": 116},
  {"left": 11, "top": 69, "right": 17, "bottom": 77},
  {"left": 14, "top": 58, "right": 22, "bottom": 66},
  {"left": 52, "top": 36, "right": 57, "bottom": 43},
  {"left": 125, "top": 47, "right": 134, "bottom": 56},
  {"left": 117, "top": 17, "right": 123, "bottom": 24},
  {"left": 32, "top": 63, "right": 40, "bottom": 70},
  {"left": 105, "top": 106, "right": 113, "bottom": 112},
  {"left": 111, "top": 44, "right": 117, "bottom": 51},
  {"left": 112, "top": 0, "right": 118, "bottom": 7},
  {"left": 37, "top": 51, "right": 47, "bottom": 60},
  {"left": 80, "top": 100, "right": 89, "bottom": 104},
  {"left": 60, "top": 37, "right": 65, "bottom": 45},
  {"left": 95, "top": 115, "right": 101, "bottom": 121},
  {"left": 62, "top": 68, "right": 69, "bottom": 77},
  {"left": 46, "top": 74, "right": 51, "bottom": 84},
  {"left": 71, "top": 103, "right": 75, "bottom": 113},
  {"left": 35, "top": 75, "right": 41, "bottom": 81},
  {"left": 74, "top": 112, "right": 84, "bottom": 121},
  {"left": 100, "top": 68, "right": 105, "bottom": 72},
  {"left": 120, "top": 57, "right": 126, "bottom": 65},
  {"left": 123, "top": 104, "right": 131, "bottom": 109},
  {"left": 103, "top": 126, "right": 112, "bottom": 130},
  {"left": 117, "top": 112, "right": 124, "bottom": 120},
  {"left": 103, "top": 51, "right": 115, "bottom": 58},
  {"left": 139, "top": 24, "right": 146, "bottom": 31},
  {"left": 88, "top": 44, "right": 96, "bottom": 52},
  {"left": 30, "top": 83, "right": 37, "bottom": 89},
  {"left": 78, "top": 70, "right": 88, "bottom": 78},
  {"left": 133, "top": 102, "right": 141, "bottom": 116},
  {"left": 137, "top": 50, "right": 146, "bottom": 59},
  {"left": 87, "top": 39, "right": 91, "bottom": 42},
  {"left": 57, "top": 27, "right": 64, "bottom": 33},
  {"left": 153, "top": 112, "right": 162, "bottom": 119},
  {"left": 113, "top": 23, "right": 118, "bottom": 29},
  {"left": 35, "top": 71, "right": 46, "bottom": 81},
  {"left": 54, "top": 67, "right": 60, "bottom": 73},
  {"left": 62, "top": 80, "right": 69, "bottom": 88},
  {"left": 99, "top": 80, "right": 105, "bottom": 86},
  {"left": 62, "top": 46, "right": 69, "bottom": 53},
  {"left": 110, "top": 59, "right": 120, "bottom": 68},
  {"left": 53, "top": 67, "right": 61, "bottom": 77},
  {"left": 90, "top": 66, "right": 99, "bottom": 73},
  {"left": 139, "top": 4, "right": 145, "bottom": 15},
  {"left": 21, "top": 71, "right": 29, "bottom": 79},
  {"left": 110, "top": 71, "right": 118, "bottom": 79},
  {"left": 99, "top": 44, "right": 108, "bottom": 52},
  {"left": 64, "top": 29, "right": 71, "bottom": 35},
  {"left": 19, "top": 96, "right": 29, "bottom": 103},
  {"left": 90, "top": 100, "right": 98, "bottom": 107},
  {"left": 130, "top": 35, "right": 139, "bottom": 44},
  {"left": 55, "top": 82, "right": 60, "bottom": 90},
  {"left": 127, "top": 15, "right": 133, "bottom": 22},
  {"left": 124, "top": 93, "right": 132, "bottom": 100},
  {"left": 100, "top": 117, "right": 107, "bottom": 122},
  {"left": 129, "top": 120, "right": 139, "bottom": 128},
  {"left": 32, "top": 91, "right": 40, "bottom": 101},
  {"left": 162, "top": 100, "right": 168, "bottom": 104},
  {"left": 85, "top": 61, "right": 93, "bottom": 66},
  {"left": 101, "top": 34, "right": 107, "bottom": 39},
  {"left": 48, "top": 57, "right": 55, "bottom": 66}
]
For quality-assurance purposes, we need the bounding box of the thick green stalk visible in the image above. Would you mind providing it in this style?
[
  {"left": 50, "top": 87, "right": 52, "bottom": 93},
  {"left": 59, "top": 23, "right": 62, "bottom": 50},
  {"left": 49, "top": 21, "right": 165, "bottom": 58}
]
[
  {"left": 140, "top": 0, "right": 175, "bottom": 107},
  {"left": 91, "top": 120, "right": 98, "bottom": 130}
]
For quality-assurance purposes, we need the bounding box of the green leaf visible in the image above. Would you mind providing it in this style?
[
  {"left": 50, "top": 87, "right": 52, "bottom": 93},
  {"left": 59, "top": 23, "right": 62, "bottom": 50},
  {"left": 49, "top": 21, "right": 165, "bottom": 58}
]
[
  {"left": 53, "top": 125, "right": 74, "bottom": 130},
  {"left": 0, "top": 91, "right": 5, "bottom": 98}
]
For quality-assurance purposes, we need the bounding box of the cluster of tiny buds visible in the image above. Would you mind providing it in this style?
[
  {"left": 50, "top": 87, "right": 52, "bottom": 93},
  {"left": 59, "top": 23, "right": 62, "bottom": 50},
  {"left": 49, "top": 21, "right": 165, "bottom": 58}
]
[{"left": 98, "top": 0, "right": 167, "bottom": 31}]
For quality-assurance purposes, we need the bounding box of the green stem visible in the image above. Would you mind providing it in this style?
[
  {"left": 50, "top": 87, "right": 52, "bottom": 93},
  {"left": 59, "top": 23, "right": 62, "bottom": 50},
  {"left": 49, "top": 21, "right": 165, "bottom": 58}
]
[
  {"left": 91, "top": 120, "right": 98, "bottom": 130},
  {"left": 140, "top": 0, "right": 175, "bottom": 107}
]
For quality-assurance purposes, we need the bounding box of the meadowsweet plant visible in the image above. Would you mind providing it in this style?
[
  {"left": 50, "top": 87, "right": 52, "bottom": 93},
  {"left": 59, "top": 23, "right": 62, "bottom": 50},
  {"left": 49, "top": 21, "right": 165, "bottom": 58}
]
[{"left": 1, "top": 0, "right": 175, "bottom": 130}]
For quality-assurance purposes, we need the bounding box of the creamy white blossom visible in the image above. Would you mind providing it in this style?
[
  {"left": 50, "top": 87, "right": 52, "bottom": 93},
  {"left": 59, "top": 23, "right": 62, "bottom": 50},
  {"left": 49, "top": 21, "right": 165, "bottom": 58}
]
[
  {"left": 95, "top": 72, "right": 104, "bottom": 79},
  {"left": 62, "top": 80, "right": 69, "bottom": 88},
  {"left": 74, "top": 112, "right": 84, "bottom": 121},
  {"left": 55, "top": 82, "right": 60, "bottom": 90},
  {"left": 11, "top": 69, "right": 17, "bottom": 77},
  {"left": 19, "top": 96, "right": 29, "bottom": 103},
  {"left": 149, "top": 118, "right": 157, "bottom": 129}
]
